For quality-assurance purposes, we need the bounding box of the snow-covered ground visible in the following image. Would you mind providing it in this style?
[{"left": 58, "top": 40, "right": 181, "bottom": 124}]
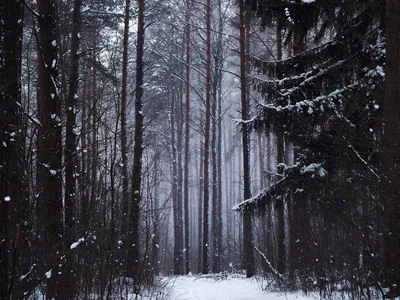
[{"left": 167, "top": 275, "right": 314, "bottom": 300}]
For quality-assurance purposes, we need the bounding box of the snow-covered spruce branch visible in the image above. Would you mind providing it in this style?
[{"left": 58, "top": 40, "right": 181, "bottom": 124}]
[
  {"left": 253, "top": 246, "right": 284, "bottom": 281},
  {"left": 233, "top": 162, "right": 327, "bottom": 211},
  {"left": 255, "top": 83, "right": 358, "bottom": 125},
  {"left": 232, "top": 167, "right": 291, "bottom": 211},
  {"left": 277, "top": 56, "right": 356, "bottom": 98}
]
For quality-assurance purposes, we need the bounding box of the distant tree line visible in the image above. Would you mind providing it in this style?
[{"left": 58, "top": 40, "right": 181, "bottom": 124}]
[{"left": 1, "top": 0, "right": 252, "bottom": 298}]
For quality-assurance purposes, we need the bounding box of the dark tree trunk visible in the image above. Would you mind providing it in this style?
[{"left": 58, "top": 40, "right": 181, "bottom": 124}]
[
  {"left": 171, "top": 91, "right": 183, "bottom": 275},
  {"left": 383, "top": 0, "right": 400, "bottom": 295},
  {"left": 120, "top": 0, "right": 131, "bottom": 270},
  {"left": 288, "top": 28, "right": 307, "bottom": 287},
  {"left": 128, "top": 0, "right": 145, "bottom": 291},
  {"left": 89, "top": 36, "right": 98, "bottom": 225},
  {"left": 183, "top": 0, "right": 191, "bottom": 274},
  {"left": 239, "top": 0, "right": 254, "bottom": 278},
  {"left": 64, "top": 0, "right": 82, "bottom": 296},
  {"left": 36, "top": 0, "right": 63, "bottom": 298},
  {"left": 202, "top": 0, "right": 212, "bottom": 275},
  {"left": 216, "top": 0, "right": 224, "bottom": 270},
  {"left": 211, "top": 0, "right": 224, "bottom": 273},
  {"left": 275, "top": 14, "right": 286, "bottom": 276},
  {"left": 0, "top": 1, "right": 27, "bottom": 298},
  {"left": 264, "top": 132, "right": 273, "bottom": 266},
  {"left": 121, "top": 0, "right": 131, "bottom": 253},
  {"left": 152, "top": 156, "right": 160, "bottom": 276},
  {"left": 177, "top": 88, "right": 184, "bottom": 275},
  {"left": 211, "top": 40, "right": 218, "bottom": 274},
  {"left": 79, "top": 67, "right": 88, "bottom": 234},
  {"left": 276, "top": 131, "right": 285, "bottom": 275},
  {"left": 198, "top": 119, "right": 204, "bottom": 273}
]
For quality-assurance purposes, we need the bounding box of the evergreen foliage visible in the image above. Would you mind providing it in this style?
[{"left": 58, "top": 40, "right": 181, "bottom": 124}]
[{"left": 235, "top": 0, "right": 399, "bottom": 296}]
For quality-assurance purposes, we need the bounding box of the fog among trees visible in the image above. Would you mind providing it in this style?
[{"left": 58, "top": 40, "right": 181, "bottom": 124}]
[{"left": 1, "top": 0, "right": 400, "bottom": 299}]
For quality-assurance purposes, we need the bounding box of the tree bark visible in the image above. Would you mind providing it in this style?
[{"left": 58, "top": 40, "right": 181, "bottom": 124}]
[
  {"left": 36, "top": 0, "right": 63, "bottom": 297},
  {"left": 177, "top": 87, "right": 184, "bottom": 275},
  {"left": 0, "top": 1, "right": 27, "bottom": 298},
  {"left": 211, "top": 0, "right": 224, "bottom": 273},
  {"left": 80, "top": 64, "right": 89, "bottom": 234},
  {"left": 275, "top": 13, "right": 286, "bottom": 276},
  {"left": 152, "top": 154, "right": 160, "bottom": 275},
  {"left": 211, "top": 35, "right": 218, "bottom": 275},
  {"left": 128, "top": 0, "right": 145, "bottom": 291},
  {"left": 198, "top": 121, "right": 204, "bottom": 273},
  {"left": 216, "top": 0, "right": 224, "bottom": 271},
  {"left": 202, "top": 0, "right": 212, "bottom": 275},
  {"left": 120, "top": 0, "right": 131, "bottom": 268},
  {"left": 383, "top": 0, "right": 400, "bottom": 294},
  {"left": 183, "top": 0, "right": 191, "bottom": 274},
  {"left": 89, "top": 34, "right": 98, "bottom": 225},
  {"left": 239, "top": 0, "right": 254, "bottom": 278},
  {"left": 64, "top": 0, "right": 82, "bottom": 296},
  {"left": 170, "top": 91, "right": 183, "bottom": 275}
]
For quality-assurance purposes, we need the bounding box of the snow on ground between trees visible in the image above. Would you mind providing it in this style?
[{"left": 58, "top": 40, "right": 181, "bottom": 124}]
[{"left": 167, "top": 275, "right": 314, "bottom": 300}]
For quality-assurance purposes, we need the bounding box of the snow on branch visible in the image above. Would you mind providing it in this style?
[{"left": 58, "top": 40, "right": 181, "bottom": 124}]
[
  {"left": 252, "top": 83, "right": 358, "bottom": 127},
  {"left": 70, "top": 237, "right": 85, "bottom": 250},
  {"left": 301, "top": 163, "right": 328, "bottom": 178},
  {"left": 232, "top": 189, "right": 266, "bottom": 211},
  {"left": 232, "top": 114, "right": 259, "bottom": 125},
  {"left": 254, "top": 246, "right": 284, "bottom": 280},
  {"left": 233, "top": 163, "right": 297, "bottom": 211},
  {"left": 233, "top": 162, "right": 327, "bottom": 211}
]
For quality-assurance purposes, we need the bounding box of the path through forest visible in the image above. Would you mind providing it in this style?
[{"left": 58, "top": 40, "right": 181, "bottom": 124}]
[{"left": 168, "top": 275, "right": 314, "bottom": 300}]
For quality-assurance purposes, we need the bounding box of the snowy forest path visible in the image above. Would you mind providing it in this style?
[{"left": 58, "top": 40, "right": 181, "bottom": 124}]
[{"left": 167, "top": 275, "right": 313, "bottom": 300}]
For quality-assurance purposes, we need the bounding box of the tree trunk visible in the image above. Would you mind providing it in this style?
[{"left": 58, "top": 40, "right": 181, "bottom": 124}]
[
  {"left": 0, "top": 1, "right": 27, "bottom": 298},
  {"left": 183, "top": 0, "right": 191, "bottom": 274},
  {"left": 276, "top": 131, "right": 285, "bottom": 276},
  {"left": 177, "top": 87, "right": 184, "bottom": 275},
  {"left": 239, "top": 0, "right": 254, "bottom": 278},
  {"left": 64, "top": 0, "right": 82, "bottom": 296},
  {"left": 170, "top": 91, "right": 183, "bottom": 275},
  {"left": 211, "top": 38, "right": 218, "bottom": 274},
  {"left": 383, "top": 0, "right": 400, "bottom": 294},
  {"left": 152, "top": 155, "right": 160, "bottom": 276},
  {"left": 211, "top": 0, "right": 224, "bottom": 273},
  {"left": 275, "top": 14, "right": 286, "bottom": 276},
  {"left": 36, "top": 0, "right": 63, "bottom": 297},
  {"left": 198, "top": 121, "right": 204, "bottom": 273},
  {"left": 128, "top": 0, "right": 145, "bottom": 291},
  {"left": 89, "top": 35, "right": 98, "bottom": 223},
  {"left": 202, "top": 0, "right": 212, "bottom": 275},
  {"left": 120, "top": 0, "right": 131, "bottom": 269},
  {"left": 224, "top": 128, "right": 231, "bottom": 265},
  {"left": 216, "top": 0, "right": 224, "bottom": 271},
  {"left": 80, "top": 64, "right": 89, "bottom": 234}
]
